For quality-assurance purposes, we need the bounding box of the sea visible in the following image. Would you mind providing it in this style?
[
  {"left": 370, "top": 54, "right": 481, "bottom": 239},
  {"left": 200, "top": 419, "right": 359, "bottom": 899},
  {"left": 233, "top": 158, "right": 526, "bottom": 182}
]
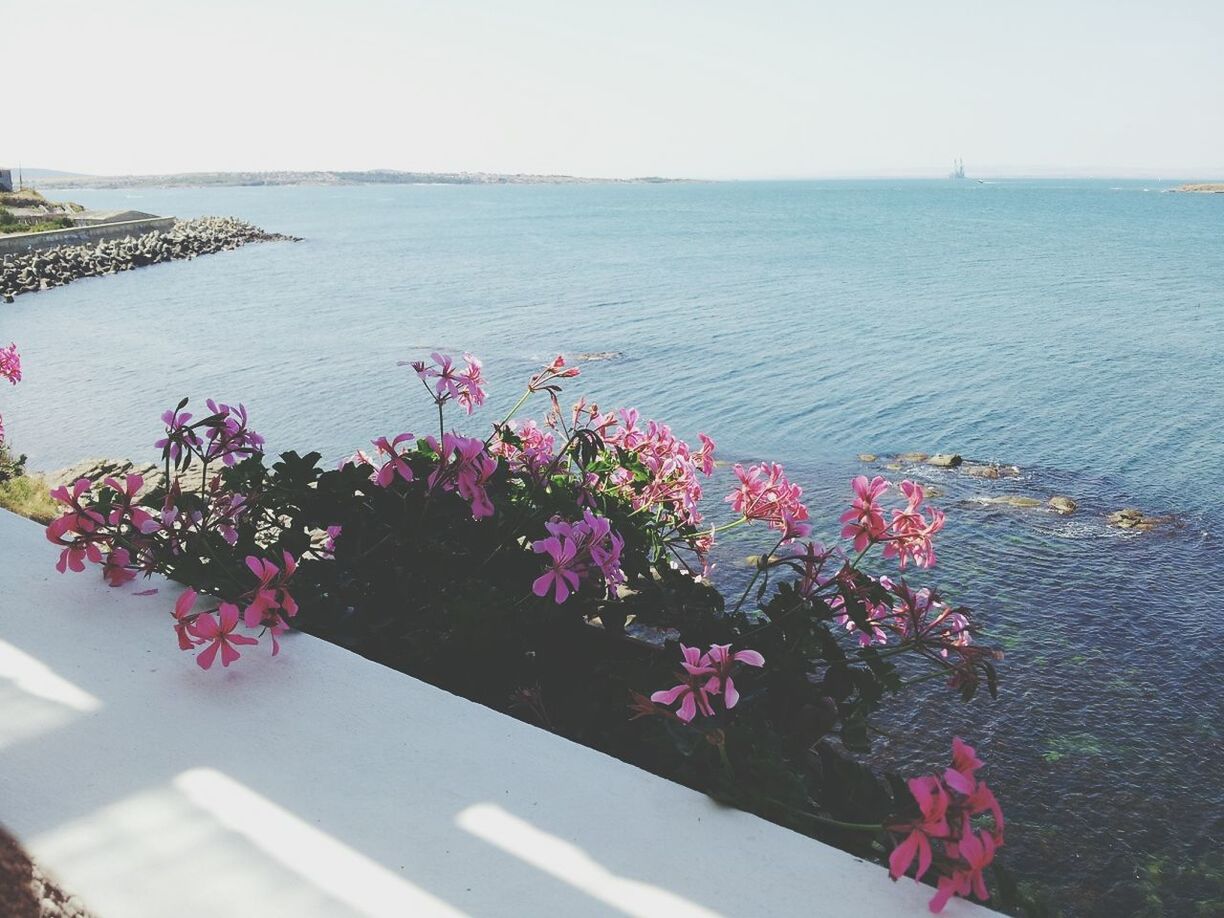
[{"left": 4, "top": 179, "right": 1222, "bottom": 915}]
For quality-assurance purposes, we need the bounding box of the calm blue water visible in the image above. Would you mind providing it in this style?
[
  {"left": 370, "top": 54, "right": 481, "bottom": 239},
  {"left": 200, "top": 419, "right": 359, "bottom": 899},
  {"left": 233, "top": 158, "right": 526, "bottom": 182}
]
[{"left": 4, "top": 180, "right": 1222, "bottom": 914}]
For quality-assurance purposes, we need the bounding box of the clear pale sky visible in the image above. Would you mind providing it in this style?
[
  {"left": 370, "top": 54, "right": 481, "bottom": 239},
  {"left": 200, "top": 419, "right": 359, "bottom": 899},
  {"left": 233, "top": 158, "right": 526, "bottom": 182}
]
[{"left": 5, "top": 0, "right": 1222, "bottom": 179}]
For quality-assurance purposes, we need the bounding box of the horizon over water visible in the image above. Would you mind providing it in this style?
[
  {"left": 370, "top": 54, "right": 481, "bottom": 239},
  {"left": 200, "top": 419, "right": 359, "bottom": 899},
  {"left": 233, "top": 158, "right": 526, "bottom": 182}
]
[{"left": 5, "top": 179, "right": 1222, "bottom": 915}]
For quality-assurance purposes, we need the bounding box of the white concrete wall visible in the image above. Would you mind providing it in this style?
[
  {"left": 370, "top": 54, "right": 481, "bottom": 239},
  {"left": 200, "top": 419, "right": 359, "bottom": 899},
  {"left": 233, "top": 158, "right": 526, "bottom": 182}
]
[{"left": 0, "top": 509, "right": 997, "bottom": 917}]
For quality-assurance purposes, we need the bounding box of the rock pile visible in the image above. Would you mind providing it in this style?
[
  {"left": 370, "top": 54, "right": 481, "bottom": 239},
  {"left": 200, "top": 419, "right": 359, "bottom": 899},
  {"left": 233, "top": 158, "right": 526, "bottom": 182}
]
[
  {"left": 1, "top": 217, "right": 300, "bottom": 301},
  {"left": 45, "top": 458, "right": 166, "bottom": 503}
]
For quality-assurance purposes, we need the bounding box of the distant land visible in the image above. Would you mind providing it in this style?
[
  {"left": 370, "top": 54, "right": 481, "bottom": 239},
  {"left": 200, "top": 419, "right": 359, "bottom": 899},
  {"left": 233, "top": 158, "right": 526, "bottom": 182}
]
[
  {"left": 32, "top": 170, "right": 687, "bottom": 190},
  {"left": 1169, "top": 182, "right": 1224, "bottom": 193}
]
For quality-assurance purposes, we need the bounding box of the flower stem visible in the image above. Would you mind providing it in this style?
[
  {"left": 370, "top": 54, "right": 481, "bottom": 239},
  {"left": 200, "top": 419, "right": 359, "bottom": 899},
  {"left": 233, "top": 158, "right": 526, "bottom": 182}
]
[{"left": 765, "top": 799, "right": 882, "bottom": 833}]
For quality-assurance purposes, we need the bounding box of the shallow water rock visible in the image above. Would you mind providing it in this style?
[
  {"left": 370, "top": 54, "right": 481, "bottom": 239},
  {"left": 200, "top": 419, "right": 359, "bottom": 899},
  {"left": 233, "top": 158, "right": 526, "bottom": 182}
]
[
  {"left": 856, "top": 453, "right": 877, "bottom": 462},
  {"left": 963, "top": 463, "right": 1021, "bottom": 479},
  {"left": 1049, "top": 496, "right": 1078, "bottom": 514},
  {"left": 1107, "top": 507, "right": 1179, "bottom": 531},
  {"left": 975, "top": 495, "right": 1044, "bottom": 509},
  {"left": 896, "top": 452, "right": 929, "bottom": 463},
  {"left": 927, "top": 453, "right": 963, "bottom": 468}
]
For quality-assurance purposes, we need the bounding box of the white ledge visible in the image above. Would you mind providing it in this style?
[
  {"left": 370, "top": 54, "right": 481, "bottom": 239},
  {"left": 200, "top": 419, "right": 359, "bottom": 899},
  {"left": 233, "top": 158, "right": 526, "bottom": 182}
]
[{"left": 0, "top": 509, "right": 996, "bottom": 916}]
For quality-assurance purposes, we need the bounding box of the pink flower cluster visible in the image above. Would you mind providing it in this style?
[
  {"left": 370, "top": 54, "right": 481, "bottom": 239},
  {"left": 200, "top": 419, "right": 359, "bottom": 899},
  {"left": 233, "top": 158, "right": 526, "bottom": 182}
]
[
  {"left": 172, "top": 552, "right": 299, "bottom": 668},
  {"left": 427, "top": 432, "right": 497, "bottom": 518},
  {"left": 650, "top": 643, "right": 765, "bottom": 721},
  {"left": 726, "top": 461, "right": 810, "bottom": 540},
  {"left": 840, "top": 475, "right": 945, "bottom": 569},
  {"left": 201, "top": 400, "right": 265, "bottom": 466},
  {"left": 45, "top": 463, "right": 296, "bottom": 668},
  {"left": 0, "top": 343, "right": 21, "bottom": 385},
  {"left": 829, "top": 575, "right": 959, "bottom": 647},
  {"left": 412, "top": 351, "right": 487, "bottom": 414},
  {"left": 592, "top": 408, "right": 716, "bottom": 530},
  {"left": 490, "top": 418, "right": 557, "bottom": 481},
  {"left": 0, "top": 342, "right": 21, "bottom": 446},
  {"left": 531, "top": 511, "right": 625, "bottom": 603},
  {"left": 889, "top": 738, "right": 1005, "bottom": 913}
]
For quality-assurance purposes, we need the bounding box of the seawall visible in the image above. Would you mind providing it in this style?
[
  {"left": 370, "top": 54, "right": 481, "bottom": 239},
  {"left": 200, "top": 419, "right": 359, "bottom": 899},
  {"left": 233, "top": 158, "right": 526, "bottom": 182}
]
[
  {"left": 1, "top": 217, "right": 300, "bottom": 301},
  {"left": 0, "top": 217, "right": 176, "bottom": 256}
]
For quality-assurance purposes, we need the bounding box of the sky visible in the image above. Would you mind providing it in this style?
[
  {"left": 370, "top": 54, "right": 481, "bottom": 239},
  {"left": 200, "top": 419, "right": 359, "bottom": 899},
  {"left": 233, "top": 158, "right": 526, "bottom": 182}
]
[{"left": 4, "top": 0, "right": 1222, "bottom": 179}]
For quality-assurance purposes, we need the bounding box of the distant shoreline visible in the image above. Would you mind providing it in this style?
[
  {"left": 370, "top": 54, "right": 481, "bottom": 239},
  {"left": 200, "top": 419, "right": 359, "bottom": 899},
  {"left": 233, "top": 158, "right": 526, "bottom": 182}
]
[
  {"left": 36, "top": 170, "right": 690, "bottom": 191},
  {"left": 1168, "top": 183, "right": 1224, "bottom": 193}
]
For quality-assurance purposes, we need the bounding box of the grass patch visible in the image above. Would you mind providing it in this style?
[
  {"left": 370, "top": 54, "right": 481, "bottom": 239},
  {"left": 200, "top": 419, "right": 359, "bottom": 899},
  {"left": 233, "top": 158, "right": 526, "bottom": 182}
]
[
  {"left": 0, "top": 209, "right": 74, "bottom": 235},
  {"left": 0, "top": 474, "right": 58, "bottom": 525}
]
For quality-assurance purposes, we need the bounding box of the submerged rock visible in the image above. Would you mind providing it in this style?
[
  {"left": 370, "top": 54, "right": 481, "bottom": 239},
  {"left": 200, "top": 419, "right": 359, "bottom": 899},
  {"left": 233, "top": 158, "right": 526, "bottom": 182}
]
[
  {"left": 927, "top": 453, "right": 963, "bottom": 468},
  {"left": 1049, "top": 496, "right": 1078, "bottom": 515},
  {"left": 896, "top": 452, "right": 929, "bottom": 463},
  {"left": 1107, "top": 508, "right": 1179, "bottom": 531},
  {"left": 963, "top": 463, "right": 1021, "bottom": 479},
  {"left": 857, "top": 453, "right": 877, "bottom": 462},
  {"left": 974, "top": 495, "right": 1044, "bottom": 510}
]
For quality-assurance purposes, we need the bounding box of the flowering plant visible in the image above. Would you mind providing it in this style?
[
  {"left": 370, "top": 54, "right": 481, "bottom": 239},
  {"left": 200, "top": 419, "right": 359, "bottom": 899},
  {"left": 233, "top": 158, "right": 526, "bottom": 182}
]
[
  {"left": 0, "top": 342, "right": 25, "bottom": 480},
  {"left": 44, "top": 352, "right": 1012, "bottom": 911}
]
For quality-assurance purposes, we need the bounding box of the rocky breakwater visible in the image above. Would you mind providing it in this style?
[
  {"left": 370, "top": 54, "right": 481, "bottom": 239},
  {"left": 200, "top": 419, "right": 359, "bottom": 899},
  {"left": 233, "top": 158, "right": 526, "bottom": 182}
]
[{"left": 0, "top": 217, "right": 300, "bottom": 301}]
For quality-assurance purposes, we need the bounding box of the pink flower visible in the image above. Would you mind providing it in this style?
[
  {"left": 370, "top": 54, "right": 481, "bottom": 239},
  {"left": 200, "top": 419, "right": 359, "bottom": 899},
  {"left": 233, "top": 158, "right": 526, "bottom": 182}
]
[
  {"left": 885, "top": 579, "right": 973, "bottom": 656},
  {"left": 650, "top": 645, "right": 718, "bottom": 722},
  {"left": 696, "top": 433, "right": 716, "bottom": 475},
  {"left": 102, "top": 548, "right": 137, "bottom": 587},
  {"left": 531, "top": 535, "right": 581, "bottom": 603},
  {"left": 831, "top": 594, "right": 893, "bottom": 646},
  {"left": 530, "top": 512, "right": 626, "bottom": 603},
  {"left": 427, "top": 433, "right": 497, "bottom": 518},
  {"left": 190, "top": 602, "right": 258, "bottom": 669},
  {"left": 201, "top": 400, "right": 264, "bottom": 466},
  {"left": 702, "top": 644, "right": 765, "bottom": 708},
  {"left": 173, "top": 588, "right": 202, "bottom": 651},
  {"left": 527, "top": 355, "right": 580, "bottom": 394},
  {"left": 883, "top": 481, "right": 945, "bottom": 569},
  {"left": 0, "top": 343, "right": 21, "bottom": 384},
  {"left": 491, "top": 419, "right": 556, "bottom": 480},
  {"left": 455, "top": 352, "right": 487, "bottom": 414},
  {"left": 103, "top": 473, "right": 159, "bottom": 535},
  {"left": 928, "top": 822, "right": 998, "bottom": 912},
  {"left": 840, "top": 475, "right": 890, "bottom": 551},
  {"left": 890, "top": 738, "right": 1006, "bottom": 913},
  {"left": 241, "top": 552, "right": 299, "bottom": 653},
  {"left": 966, "top": 781, "right": 1005, "bottom": 833},
  {"left": 596, "top": 410, "right": 710, "bottom": 529},
  {"left": 46, "top": 479, "right": 105, "bottom": 574},
  {"left": 371, "top": 432, "right": 416, "bottom": 487},
  {"left": 411, "top": 352, "right": 487, "bottom": 413},
  {"left": 944, "top": 736, "right": 983, "bottom": 794},
  {"left": 790, "top": 541, "right": 838, "bottom": 599},
  {"left": 726, "top": 462, "right": 810, "bottom": 539},
  {"left": 888, "top": 775, "right": 951, "bottom": 882},
  {"left": 154, "top": 407, "right": 201, "bottom": 465},
  {"left": 323, "top": 525, "right": 343, "bottom": 557}
]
